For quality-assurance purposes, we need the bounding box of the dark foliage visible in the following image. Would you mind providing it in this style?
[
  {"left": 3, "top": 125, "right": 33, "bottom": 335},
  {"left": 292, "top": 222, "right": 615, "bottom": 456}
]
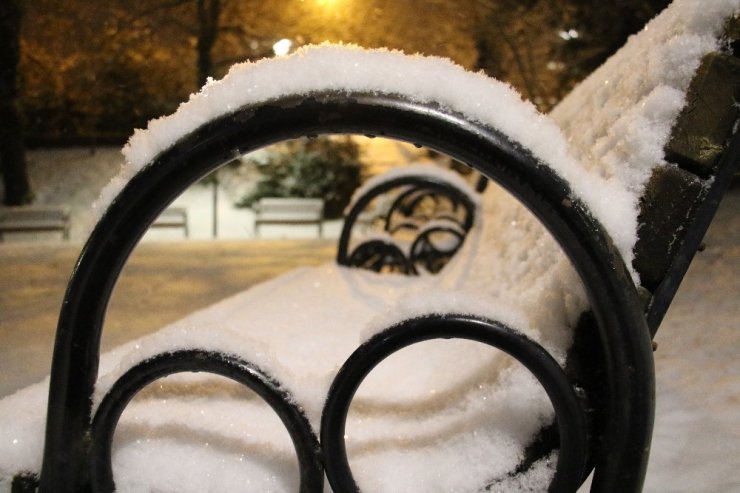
[{"left": 238, "top": 137, "right": 366, "bottom": 219}]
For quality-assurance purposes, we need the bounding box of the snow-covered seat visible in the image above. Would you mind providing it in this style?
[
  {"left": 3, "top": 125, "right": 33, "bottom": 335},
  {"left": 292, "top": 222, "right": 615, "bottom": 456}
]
[{"left": 2, "top": 1, "right": 739, "bottom": 492}]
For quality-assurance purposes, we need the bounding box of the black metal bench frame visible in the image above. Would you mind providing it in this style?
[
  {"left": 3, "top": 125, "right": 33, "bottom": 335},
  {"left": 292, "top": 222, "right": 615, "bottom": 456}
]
[
  {"left": 337, "top": 173, "right": 478, "bottom": 274},
  {"left": 29, "top": 92, "right": 669, "bottom": 493}
]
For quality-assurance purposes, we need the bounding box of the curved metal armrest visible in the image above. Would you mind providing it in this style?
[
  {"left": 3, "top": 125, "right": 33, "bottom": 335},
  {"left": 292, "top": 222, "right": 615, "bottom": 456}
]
[{"left": 40, "top": 92, "right": 653, "bottom": 493}]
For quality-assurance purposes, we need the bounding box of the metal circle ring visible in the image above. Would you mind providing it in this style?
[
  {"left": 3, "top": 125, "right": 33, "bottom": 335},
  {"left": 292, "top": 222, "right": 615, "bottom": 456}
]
[
  {"left": 320, "top": 314, "right": 588, "bottom": 493},
  {"left": 89, "top": 349, "right": 323, "bottom": 493}
]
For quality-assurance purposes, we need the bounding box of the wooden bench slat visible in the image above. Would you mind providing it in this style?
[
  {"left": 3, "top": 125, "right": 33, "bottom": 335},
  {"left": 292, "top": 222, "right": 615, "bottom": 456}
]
[
  {"left": 665, "top": 52, "right": 740, "bottom": 177},
  {"left": 634, "top": 165, "right": 707, "bottom": 291}
]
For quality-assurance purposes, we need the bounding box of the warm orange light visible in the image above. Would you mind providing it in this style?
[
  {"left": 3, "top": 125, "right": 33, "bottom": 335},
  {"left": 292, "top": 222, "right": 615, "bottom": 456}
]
[
  {"left": 272, "top": 39, "right": 292, "bottom": 57},
  {"left": 316, "top": 0, "right": 340, "bottom": 7}
]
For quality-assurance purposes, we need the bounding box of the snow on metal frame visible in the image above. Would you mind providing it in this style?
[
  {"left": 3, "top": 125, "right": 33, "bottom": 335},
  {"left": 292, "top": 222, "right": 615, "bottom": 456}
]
[
  {"left": 95, "top": 0, "right": 738, "bottom": 282},
  {"left": 95, "top": 44, "right": 631, "bottom": 261}
]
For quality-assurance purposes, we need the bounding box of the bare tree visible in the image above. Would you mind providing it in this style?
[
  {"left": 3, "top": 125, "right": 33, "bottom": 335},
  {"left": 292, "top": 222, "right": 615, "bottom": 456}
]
[
  {"left": 0, "top": 0, "right": 32, "bottom": 205},
  {"left": 195, "top": 0, "right": 221, "bottom": 87},
  {"left": 127, "top": 0, "right": 230, "bottom": 88}
]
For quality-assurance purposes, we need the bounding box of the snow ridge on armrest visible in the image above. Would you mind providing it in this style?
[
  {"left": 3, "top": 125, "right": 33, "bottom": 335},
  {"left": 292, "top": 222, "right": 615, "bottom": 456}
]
[{"left": 96, "top": 43, "right": 639, "bottom": 277}]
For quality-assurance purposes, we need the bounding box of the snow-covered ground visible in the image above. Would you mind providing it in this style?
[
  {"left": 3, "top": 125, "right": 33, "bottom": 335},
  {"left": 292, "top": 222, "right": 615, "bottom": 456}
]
[{"left": 644, "top": 186, "right": 740, "bottom": 492}]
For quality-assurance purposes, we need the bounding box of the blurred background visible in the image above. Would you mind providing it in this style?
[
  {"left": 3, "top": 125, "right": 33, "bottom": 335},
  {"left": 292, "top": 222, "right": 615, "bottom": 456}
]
[{"left": 1, "top": 0, "right": 669, "bottom": 226}]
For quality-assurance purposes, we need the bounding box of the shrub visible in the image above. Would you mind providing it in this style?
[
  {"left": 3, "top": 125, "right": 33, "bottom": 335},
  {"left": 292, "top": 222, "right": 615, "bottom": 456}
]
[{"left": 237, "top": 136, "right": 365, "bottom": 219}]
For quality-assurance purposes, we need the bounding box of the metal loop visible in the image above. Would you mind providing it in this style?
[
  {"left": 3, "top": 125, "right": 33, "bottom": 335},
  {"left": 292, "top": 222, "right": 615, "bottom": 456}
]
[
  {"left": 90, "top": 350, "right": 323, "bottom": 493},
  {"left": 347, "top": 238, "right": 416, "bottom": 274},
  {"left": 383, "top": 185, "right": 470, "bottom": 233},
  {"left": 41, "top": 92, "right": 653, "bottom": 493},
  {"left": 338, "top": 174, "right": 477, "bottom": 275},
  {"left": 408, "top": 221, "right": 466, "bottom": 273},
  {"left": 321, "top": 315, "right": 588, "bottom": 493}
]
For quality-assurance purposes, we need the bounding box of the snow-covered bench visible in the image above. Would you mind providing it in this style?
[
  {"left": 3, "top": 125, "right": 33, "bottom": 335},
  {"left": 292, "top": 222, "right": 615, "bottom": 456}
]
[
  {"left": 253, "top": 197, "right": 324, "bottom": 237},
  {"left": 150, "top": 207, "right": 189, "bottom": 238},
  {"left": 0, "top": 206, "right": 70, "bottom": 242},
  {"left": 2, "top": 1, "right": 739, "bottom": 492}
]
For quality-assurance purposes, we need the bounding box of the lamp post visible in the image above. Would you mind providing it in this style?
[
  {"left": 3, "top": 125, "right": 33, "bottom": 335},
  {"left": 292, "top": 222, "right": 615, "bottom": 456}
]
[{"left": 212, "top": 175, "right": 219, "bottom": 238}]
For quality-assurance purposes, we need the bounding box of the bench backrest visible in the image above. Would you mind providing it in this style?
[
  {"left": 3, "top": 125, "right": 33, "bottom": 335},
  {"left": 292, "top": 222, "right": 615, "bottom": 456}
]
[
  {"left": 549, "top": 4, "right": 740, "bottom": 333},
  {"left": 442, "top": 2, "right": 739, "bottom": 341}
]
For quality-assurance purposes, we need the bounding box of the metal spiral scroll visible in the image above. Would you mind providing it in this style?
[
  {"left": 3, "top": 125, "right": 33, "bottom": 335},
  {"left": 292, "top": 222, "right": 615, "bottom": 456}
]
[
  {"left": 408, "top": 219, "right": 466, "bottom": 273},
  {"left": 384, "top": 185, "right": 467, "bottom": 234},
  {"left": 88, "top": 350, "right": 324, "bottom": 493},
  {"left": 347, "top": 238, "right": 415, "bottom": 274},
  {"left": 320, "top": 315, "right": 589, "bottom": 493},
  {"left": 339, "top": 176, "right": 477, "bottom": 275}
]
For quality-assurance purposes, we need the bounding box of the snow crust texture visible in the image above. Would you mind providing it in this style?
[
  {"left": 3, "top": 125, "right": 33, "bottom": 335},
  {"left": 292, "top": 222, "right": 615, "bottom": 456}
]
[
  {"left": 551, "top": 0, "right": 739, "bottom": 260},
  {"left": 2, "top": 0, "right": 738, "bottom": 492}
]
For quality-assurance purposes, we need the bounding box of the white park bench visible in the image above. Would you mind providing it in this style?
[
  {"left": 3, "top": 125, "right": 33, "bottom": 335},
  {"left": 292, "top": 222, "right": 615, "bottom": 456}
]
[
  {"left": 151, "top": 206, "right": 189, "bottom": 238},
  {"left": 253, "top": 197, "right": 324, "bottom": 237},
  {"left": 0, "top": 206, "right": 70, "bottom": 241}
]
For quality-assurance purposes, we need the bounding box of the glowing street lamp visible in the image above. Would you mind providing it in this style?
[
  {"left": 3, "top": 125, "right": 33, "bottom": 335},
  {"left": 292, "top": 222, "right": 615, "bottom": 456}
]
[
  {"left": 558, "top": 29, "right": 579, "bottom": 41},
  {"left": 273, "top": 38, "right": 293, "bottom": 56}
]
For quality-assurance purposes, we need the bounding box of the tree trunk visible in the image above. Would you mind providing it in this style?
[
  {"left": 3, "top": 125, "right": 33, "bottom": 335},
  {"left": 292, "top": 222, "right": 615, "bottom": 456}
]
[
  {"left": 196, "top": 0, "right": 221, "bottom": 88},
  {"left": 0, "top": 0, "right": 32, "bottom": 205}
]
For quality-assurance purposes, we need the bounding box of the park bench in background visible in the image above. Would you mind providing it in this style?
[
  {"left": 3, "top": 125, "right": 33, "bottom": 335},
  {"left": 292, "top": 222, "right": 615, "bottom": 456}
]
[
  {"left": 2, "top": 2, "right": 739, "bottom": 492},
  {"left": 150, "top": 206, "right": 189, "bottom": 238},
  {"left": 634, "top": 47, "right": 740, "bottom": 331},
  {"left": 0, "top": 206, "right": 190, "bottom": 242},
  {"left": 253, "top": 197, "right": 324, "bottom": 237},
  {"left": 0, "top": 206, "right": 70, "bottom": 242},
  {"left": 337, "top": 165, "right": 479, "bottom": 274}
]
